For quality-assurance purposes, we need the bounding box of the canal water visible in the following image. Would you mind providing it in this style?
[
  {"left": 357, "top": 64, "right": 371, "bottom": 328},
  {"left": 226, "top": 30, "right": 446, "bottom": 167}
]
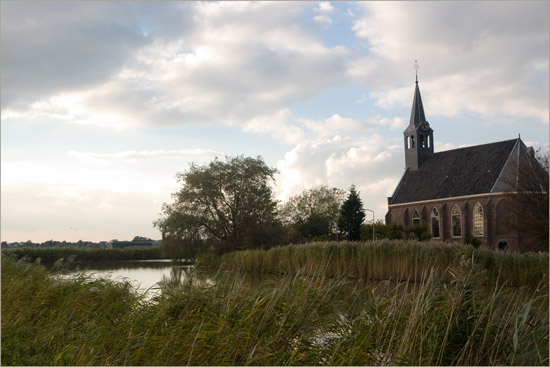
[{"left": 62, "top": 260, "right": 202, "bottom": 297}]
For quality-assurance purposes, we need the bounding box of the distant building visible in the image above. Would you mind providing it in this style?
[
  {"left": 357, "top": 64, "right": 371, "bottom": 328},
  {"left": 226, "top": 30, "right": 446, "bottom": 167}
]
[{"left": 386, "top": 76, "right": 546, "bottom": 252}]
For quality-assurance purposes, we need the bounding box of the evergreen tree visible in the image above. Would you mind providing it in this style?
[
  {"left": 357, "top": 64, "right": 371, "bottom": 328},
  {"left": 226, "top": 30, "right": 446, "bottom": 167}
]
[{"left": 338, "top": 185, "right": 365, "bottom": 241}]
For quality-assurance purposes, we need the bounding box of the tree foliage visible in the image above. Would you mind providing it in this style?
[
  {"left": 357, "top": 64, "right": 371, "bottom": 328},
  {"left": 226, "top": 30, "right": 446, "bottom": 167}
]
[
  {"left": 338, "top": 185, "right": 365, "bottom": 241},
  {"left": 155, "top": 156, "right": 280, "bottom": 254},
  {"left": 279, "top": 186, "right": 345, "bottom": 240}
]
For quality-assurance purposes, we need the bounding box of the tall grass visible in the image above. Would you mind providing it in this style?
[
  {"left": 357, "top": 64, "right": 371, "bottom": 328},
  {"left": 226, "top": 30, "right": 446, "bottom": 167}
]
[
  {"left": 220, "top": 240, "right": 549, "bottom": 287},
  {"left": 2, "top": 254, "right": 548, "bottom": 365},
  {"left": 1, "top": 247, "right": 164, "bottom": 263}
]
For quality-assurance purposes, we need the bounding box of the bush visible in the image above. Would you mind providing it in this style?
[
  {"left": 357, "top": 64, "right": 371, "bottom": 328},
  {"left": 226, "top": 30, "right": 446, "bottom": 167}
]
[{"left": 464, "top": 236, "right": 482, "bottom": 249}]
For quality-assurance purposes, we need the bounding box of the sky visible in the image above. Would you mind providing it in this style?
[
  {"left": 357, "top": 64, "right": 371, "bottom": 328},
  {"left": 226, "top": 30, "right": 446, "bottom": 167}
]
[{"left": 1, "top": 1, "right": 549, "bottom": 243}]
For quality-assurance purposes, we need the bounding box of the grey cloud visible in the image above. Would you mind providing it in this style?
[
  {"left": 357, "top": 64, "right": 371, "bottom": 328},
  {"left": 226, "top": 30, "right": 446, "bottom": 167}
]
[
  {"left": 2, "top": 1, "right": 355, "bottom": 129},
  {"left": 351, "top": 1, "right": 549, "bottom": 123},
  {"left": 0, "top": 1, "right": 193, "bottom": 107}
]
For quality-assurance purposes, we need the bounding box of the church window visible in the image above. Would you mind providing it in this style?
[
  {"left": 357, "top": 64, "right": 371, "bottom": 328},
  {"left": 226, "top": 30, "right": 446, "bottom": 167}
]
[
  {"left": 427, "top": 135, "right": 431, "bottom": 148},
  {"left": 473, "top": 202, "right": 484, "bottom": 236},
  {"left": 420, "top": 134, "right": 425, "bottom": 148},
  {"left": 412, "top": 209, "right": 421, "bottom": 226},
  {"left": 431, "top": 207, "right": 440, "bottom": 238},
  {"left": 407, "top": 136, "right": 411, "bottom": 149},
  {"left": 451, "top": 205, "right": 462, "bottom": 237},
  {"left": 410, "top": 135, "right": 415, "bottom": 148}
]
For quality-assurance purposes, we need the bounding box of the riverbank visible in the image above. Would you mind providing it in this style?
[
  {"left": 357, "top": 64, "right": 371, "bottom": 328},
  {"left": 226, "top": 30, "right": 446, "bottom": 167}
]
[{"left": 2, "top": 250, "right": 548, "bottom": 366}]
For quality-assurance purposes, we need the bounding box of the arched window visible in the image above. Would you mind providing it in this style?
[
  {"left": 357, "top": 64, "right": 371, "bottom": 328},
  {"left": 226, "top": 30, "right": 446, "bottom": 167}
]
[
  {"left": 420, "top": 134, "right": 425, "bottom": 148},
  {"left": 431, "top": 207, "right": 440, "bottom": 238},
  {"left": 412, "top": 209, "right": 421, "bottom": 226},
  {"left": 410, "top": 135, "right": 415, "bottom": 148},
  {"left": 406, "top": 136, "right": 411, "bottom": 149},
  {"left": 473, "top": 202, "right": 484, "bottom": 236},
  {"left": 451, "top": 204, "right": 462, "bottom": 237},
  {"left": 427, "top": 135, "right": 431, "bottom": 148}
]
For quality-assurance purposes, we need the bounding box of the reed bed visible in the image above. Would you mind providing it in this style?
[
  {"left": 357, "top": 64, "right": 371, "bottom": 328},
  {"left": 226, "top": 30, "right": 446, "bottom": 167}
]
[
  {"left": 1, "top": 246, "right": 163, "bottom": 263},
  {"left": 220, "top": 240, "right": 549, "bottom": 287},
  {"left": 2, "top": 254, "right": 548, "bottom": 366}
]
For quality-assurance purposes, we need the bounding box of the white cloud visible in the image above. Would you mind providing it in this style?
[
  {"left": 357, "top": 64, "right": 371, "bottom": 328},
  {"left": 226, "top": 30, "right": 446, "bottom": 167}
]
[
  {"left": 242, "top": 109, "right": 305, "bottom": 145},
  {"left": 314, "top": 15, "right": 333, "bottom": 27},
  {"left": 313, "top": 2, "right": 335, "bottom": 27},
  {"left": 298, "top": 114, "right": 362, "bottom": 139},
  {"left": 68, "top": 149, "right": 222, "bottom": 166},
  {"left": 2, "top": 1, "right": 354, "bottom": 130},
  {"left": 316, "top": 2, "right": 335, "bottom": 14},
  {"left": 276, "top": 133, "right": 404, "bottom": 221},
  {"left": 350, "top": 1, "right": 549, "bottom": 124}
]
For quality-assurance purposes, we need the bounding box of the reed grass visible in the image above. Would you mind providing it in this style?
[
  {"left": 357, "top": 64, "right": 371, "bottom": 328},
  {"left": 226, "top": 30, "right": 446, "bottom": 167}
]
[
  {"left": 2, "top": 246, "right": 163, "bottom": 263},
  {"left": 2, "top": 253, "right": 548, "bottom": 366},
  {"left": 220, "top": 240, "right": 549, "bottom": 287}
]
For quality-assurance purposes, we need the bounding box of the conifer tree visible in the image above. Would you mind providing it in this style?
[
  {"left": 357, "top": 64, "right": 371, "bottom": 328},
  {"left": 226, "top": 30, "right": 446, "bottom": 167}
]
[{"left": 338, "top": 185, "right": 365, "bottom": 241}]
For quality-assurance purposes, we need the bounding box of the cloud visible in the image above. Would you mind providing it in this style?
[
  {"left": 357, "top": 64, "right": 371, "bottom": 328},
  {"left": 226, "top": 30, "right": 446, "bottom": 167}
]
[
  {"left": 68, "top": 149, "right": 222, "bottom": 166},
  {"left": 316, "top": 2, "right": 335, "bottom": 14},
  {"left": 2, "top": 1, "right": 354, "bottom": 130},
  {"left": 350, "top": 1, "right": 549, "bottom": 123},
  {"left": 0, "top": 1, "right": 180, "bottom": 107},
  {"left": 313, "top": 15, "right": 333, "bottom": 27},
  {"left": 276, "top": 133, "right": 405, "bottom": 221}
]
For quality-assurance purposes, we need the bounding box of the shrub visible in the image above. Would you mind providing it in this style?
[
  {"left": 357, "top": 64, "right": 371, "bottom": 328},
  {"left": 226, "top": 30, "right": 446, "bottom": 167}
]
[{"left": 464, "top": 235, "right": 482, "bottom": 249}]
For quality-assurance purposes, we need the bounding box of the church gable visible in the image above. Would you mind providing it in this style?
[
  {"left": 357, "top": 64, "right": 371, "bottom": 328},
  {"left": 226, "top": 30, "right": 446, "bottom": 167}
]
[{"left": 491, "top": 139, "right": 541, "bottom": 193}]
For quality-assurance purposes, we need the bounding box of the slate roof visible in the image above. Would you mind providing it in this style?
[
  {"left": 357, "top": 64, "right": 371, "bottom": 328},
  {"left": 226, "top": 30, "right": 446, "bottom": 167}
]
[
  {"left": 389, "top": 139, "right": 519, "bottom": 205},
  {"left": 407, "top": 81, "right": 426, "bottom": 130}
]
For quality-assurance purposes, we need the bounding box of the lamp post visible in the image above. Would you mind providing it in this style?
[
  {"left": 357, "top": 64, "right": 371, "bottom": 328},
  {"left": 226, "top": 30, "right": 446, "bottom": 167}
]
[{"left": 365, "top": 209, "right": 375, "bottom": 241}]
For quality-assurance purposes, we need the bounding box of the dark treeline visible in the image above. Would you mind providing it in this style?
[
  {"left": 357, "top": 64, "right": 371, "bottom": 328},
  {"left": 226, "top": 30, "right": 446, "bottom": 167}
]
[
  {"left": 1, "top": 247, "right": 163, "bottom": 264},
  {"left": 1, "top": 236, "right": 161, "bottom": 249}
]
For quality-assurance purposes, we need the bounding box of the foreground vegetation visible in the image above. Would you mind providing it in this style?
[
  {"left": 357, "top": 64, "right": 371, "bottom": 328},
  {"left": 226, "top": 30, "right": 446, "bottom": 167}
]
[
  {"left": 221, "top": 240, "right": 549, "bottom": 288},
  {"left": 2, "top": 240, "right": 548, "bottom": 366},
  {"left": 1, "top": 247, "right": 163, "bottom": 263}
]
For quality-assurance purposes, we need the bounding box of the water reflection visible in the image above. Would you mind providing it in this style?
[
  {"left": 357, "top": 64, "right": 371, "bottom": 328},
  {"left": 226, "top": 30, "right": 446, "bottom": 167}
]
[
  {"left": 158, "top": 265, "right": 215, "bottom": 291},
  {"left": 62, "top": 260, "right": 212, "bottom": 298}
]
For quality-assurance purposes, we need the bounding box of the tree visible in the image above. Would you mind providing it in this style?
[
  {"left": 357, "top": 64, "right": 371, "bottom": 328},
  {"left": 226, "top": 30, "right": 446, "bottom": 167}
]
[
  {"left": 338, "top": 185, "right": 365, "bottom": 241},
  {"left": 279, "top": 186, "right": 345, "bottom": 241},
  {"left": 154, "top": 156, "right": 280, "bottom": 254}
]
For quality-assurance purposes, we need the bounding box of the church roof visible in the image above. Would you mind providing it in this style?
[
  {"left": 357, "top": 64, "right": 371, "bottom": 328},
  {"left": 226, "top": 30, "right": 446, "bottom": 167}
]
[
  {"left": 389, "top": 138, "right": 523, "bottom": 205},
  {"left": 406, "top": 81, "right": 426, "bottom": 130}
]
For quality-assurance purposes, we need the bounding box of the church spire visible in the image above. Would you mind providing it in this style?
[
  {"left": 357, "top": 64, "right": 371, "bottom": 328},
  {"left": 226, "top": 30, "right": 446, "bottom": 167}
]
[
  {"left": 409, "top": 60, "right": 426, "bottom": 128},
  {"left": 403, "top": 60, "right": 434, "bottom": 171}
]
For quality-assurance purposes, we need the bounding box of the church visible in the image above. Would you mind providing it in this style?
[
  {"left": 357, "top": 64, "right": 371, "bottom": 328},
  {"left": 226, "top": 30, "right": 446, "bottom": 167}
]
[{"left": 385, "top": 75, "right": 546, "bottom": 252}]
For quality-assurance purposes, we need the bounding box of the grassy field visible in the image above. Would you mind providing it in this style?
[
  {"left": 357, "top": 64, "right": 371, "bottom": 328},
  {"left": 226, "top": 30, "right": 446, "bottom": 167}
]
[
  {"left": 220, "top": 240, "right": 549, "bottom": 287},
  {"left": 2, "top": 241, "right": 548, "bottom": 366},
  {"left": 1, "top": 246, "right": 164, "bottom": 263}
]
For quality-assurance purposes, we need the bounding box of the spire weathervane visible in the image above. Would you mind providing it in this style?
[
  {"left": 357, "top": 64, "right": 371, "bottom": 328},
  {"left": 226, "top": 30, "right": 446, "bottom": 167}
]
[{"left": 413, "top": 60, "right": 419, "bottom": 83}]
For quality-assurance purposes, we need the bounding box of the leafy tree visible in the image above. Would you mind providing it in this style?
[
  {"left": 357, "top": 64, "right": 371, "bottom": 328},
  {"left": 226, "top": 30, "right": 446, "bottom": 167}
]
[
  {"left": 338, "top": 185, "right": 365, "bottom": 241},
  {"left": 361, "top": 220, "right": 404, "bottom": 241},
  {"left": 154, "top": 156, "right": 280, "bottom": 254},
  {"left": 279, "top": 186, "right": 345, "bottom": 240}
]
